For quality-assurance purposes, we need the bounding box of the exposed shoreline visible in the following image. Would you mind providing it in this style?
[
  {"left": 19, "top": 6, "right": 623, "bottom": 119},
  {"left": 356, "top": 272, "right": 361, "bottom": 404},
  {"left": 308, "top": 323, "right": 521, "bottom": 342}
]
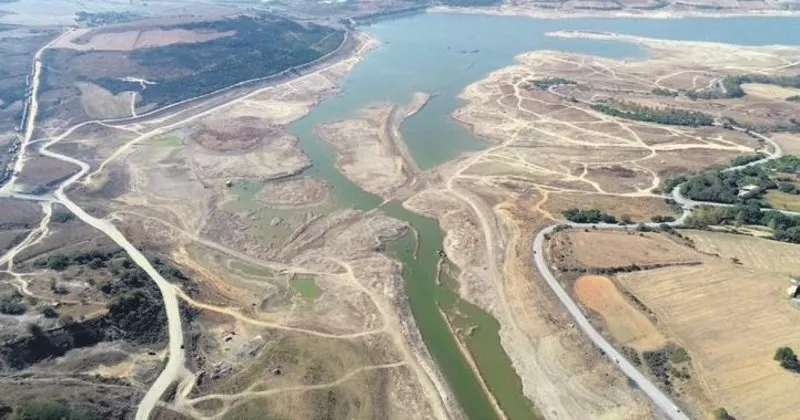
[{"left": 429, "top": 5, "right": 800, "bottom": 20}]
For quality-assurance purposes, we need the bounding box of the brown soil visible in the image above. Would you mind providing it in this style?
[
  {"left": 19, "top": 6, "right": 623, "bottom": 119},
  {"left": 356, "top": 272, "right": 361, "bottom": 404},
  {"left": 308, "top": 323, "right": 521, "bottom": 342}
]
[
  {"left": 257, "top": 178, "right": 329, "bottom": 208},
  {"left": 549, "top": 230, "right": 699, "bottom": 270},
  {"left": 192, "top": 117, "right": 284, "bottom": 153},
  {"left": 574, "top": 275, "right": 666, "bottom": 351},
  {"left": 543, "top": 193, "right": 677, "bottom": 222},
  {"left": 55, "top": 28, "right": 235, "bottom": 51}
]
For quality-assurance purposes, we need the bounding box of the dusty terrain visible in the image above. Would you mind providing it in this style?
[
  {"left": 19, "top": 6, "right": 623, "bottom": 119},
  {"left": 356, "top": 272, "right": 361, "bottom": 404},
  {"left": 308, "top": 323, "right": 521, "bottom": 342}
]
[
  {"left": 30, "top": 30, "right": 461, "bottom": 420},
  {"left": 548, "top": 229, "right": 800, "bottom": 419},
  {"left": 549, "top": 230, "right": 699, "bottom": 270},
  {"left": 400, "top": 30, "right": 800, "bottom": 420},
  {"left": 316, "top": 94, "right": 428, "bottom": 199},
  {"left": 574, "top": 275, "right": 666, "bottom": 351},
  {"left": 615, "top": 231, "right": 800, "bottom": 420},
  {"left": 52, "top": 27, "right": 235, "bottom": 51}
]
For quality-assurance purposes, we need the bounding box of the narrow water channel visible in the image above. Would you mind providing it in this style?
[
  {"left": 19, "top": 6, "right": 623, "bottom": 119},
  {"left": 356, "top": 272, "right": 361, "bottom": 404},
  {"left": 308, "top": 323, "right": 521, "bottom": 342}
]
[{"left": 281, "top": 12, "right": 800, "bottom": 420}]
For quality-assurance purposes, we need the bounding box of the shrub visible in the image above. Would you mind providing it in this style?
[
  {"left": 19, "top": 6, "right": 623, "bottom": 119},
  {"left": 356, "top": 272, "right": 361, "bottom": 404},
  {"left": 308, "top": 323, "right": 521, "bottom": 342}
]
[
  {"left": 714, "top": 407, "right": 733, "bottom": 420},
  {"left": 0, "top": 294, "right": 26, "bottom": 315},
  {"left": 774, "top": 346, "right": 800, "bottom": 371},
  {"left": 669, "top": 346, "right": 690, "bottom": 364}
]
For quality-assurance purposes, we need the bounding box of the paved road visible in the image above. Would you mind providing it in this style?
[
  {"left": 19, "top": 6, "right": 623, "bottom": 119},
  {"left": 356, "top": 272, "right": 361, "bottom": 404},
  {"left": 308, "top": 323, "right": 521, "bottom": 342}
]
[
  {"left": 532, "top": 226, "right": 689, "bottom": 420},
  {"left": 530, "top": 125, "right": 800, "bottom": 419}
]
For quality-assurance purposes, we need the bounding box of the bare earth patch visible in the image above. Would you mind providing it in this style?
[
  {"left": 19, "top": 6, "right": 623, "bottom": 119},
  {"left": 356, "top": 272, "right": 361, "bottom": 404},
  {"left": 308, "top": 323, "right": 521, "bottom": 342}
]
[
  {"left": 574, "top": 275, "right": 666, "bottom": 351},
  {"left": 257, "top": 178, "right": 329, "bottom": 208},
  {"left": 54, "top": 28, "right": 235, "bottom": 51},
  {"left": 316, "top": 104, "right": 407, "bottom": 198},
  {"left": 549, "top": 230, "right": 700, "bottom": 269}
]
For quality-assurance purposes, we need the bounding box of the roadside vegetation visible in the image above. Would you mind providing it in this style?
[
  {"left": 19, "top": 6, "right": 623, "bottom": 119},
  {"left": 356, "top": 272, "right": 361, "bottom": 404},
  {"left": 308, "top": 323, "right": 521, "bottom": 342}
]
[
  {"left": 680, "top": 165, "right": 772, "bottom": 204},
  {"left": 687, "top": 203, "right": 800, "bottom": 243},
  {"left": 563, "top": 208, "right": 617, "bottom": 224},
  {"left": 592, "top": 101, "right": 714, "bottom": 126}
]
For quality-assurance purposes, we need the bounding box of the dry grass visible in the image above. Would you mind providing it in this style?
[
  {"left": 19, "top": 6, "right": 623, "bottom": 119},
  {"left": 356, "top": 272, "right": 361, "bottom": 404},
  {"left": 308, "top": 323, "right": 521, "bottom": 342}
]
[
  {"left": 684, "top": 230, "right": 800, "bottom": 274},
  {"left": 741, "top": 83, "right": 800, "bottom": 100},
  {"left": 771, "top": 133, "right": 800, "bottom": 155},
  {"left": 617, "top": 232, "right": 800, "bottom": 420},
  {"left": 574, "top": 275, "right": 666, "bottom": 351},
  {"left": 543, "top": 193, "right": 676, "bottom": 223},
  {"left": 55, "top": 28, "right": 235, "bottom": 51},
  {"left": 764, "top": 190, "right": 800, "bottom": 213},
  {"left": 549, "top": 230, "right": 700, "bottom": 269}
]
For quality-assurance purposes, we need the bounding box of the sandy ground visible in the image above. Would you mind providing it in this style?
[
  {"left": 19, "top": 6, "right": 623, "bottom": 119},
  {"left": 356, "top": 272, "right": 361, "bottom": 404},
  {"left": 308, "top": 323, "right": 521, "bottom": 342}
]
[
  {"left": 406, "top": 182, "right": 656, "bottom": 419},
  {"left": 617, "top": 260, "right": 800, "bottom": 419},
  {"left": 550, "top": 230, "right": 699, "bottom": 269},
  {"left": 316, "top": 104, "right": 408, "bottom": 198},
  {"left": 52, "top": 27, "right": 234, "bottom": 51},
  {"left": 76, "top": 82, "right": 135, "bottom": 119},
  {"left": 741, "top": 83, "right": 800, "bottom": 100},
  {"left": 316, "top": 93, "right": 429, "bottom": 199},
  {"left": 415, "top": 28, "right": 800, "bottom": 420},
  {"left": 574, "top": 275, "right": 666, "bottom": 351},
  {"left": 69, "top": 31, "right": 462, "bottom": 420}
]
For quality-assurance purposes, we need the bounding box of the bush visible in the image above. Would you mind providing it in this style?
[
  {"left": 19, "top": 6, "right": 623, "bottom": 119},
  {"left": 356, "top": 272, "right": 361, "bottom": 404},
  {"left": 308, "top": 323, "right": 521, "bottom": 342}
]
[
  {"left": 42, "top": 254, "right": 70, "bottom": 271},
  {"left": 774, "top": 346, "right": 800, "bottom": 371},
  {"left": 650, "top": 215, "right": 676, "bottom": 223},
  {"left": 12, "top": 400, "right": 98, "bottom": 420},
  {"left": 0, "top": 294, "right": 26, "bottom": 315},
  {"left": 563, "top": 208, "right": 616, "bottom": 224},
  {"left": 50, "top": 212, "right": 74, "bottom": 223},
  {"left": 669, "top": 346, "right": 690, "bottom": 364},
  {"left": 39, "top": 306, "right": 58, "bottom": 318},
  {"left": 714, "top": 407, "right": 734, "bottom": 420},
  {"left": 778, "top": 182, "right": 797, "bottom": 194}
]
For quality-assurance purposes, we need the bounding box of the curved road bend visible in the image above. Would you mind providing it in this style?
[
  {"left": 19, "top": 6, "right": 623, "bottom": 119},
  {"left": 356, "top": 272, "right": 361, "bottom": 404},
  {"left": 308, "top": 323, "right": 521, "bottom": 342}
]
[
  {"left": 34, "top": 123, "right": 185, "bottom": 420},
  {"left": 530, "top": 126, "right": 796, "bottom": 420}
]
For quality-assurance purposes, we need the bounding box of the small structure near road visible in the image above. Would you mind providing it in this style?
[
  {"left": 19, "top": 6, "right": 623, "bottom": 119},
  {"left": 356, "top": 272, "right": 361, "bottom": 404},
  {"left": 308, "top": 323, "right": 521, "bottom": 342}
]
[{"left": 738, "top": 184, "right": 763, "bottom": 199}]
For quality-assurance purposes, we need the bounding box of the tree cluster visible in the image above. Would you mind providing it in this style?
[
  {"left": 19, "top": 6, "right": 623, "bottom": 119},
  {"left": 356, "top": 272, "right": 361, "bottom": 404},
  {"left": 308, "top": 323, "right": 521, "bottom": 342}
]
[
  {"left": 688, "top": 203, "right": 800, "bottom": 244},
  {"left": 651, "top": 87, "right": 678, "bottom": 97},
  {"left": 0, "top": 293, "right": 26, "bottom": 315},
  {"left": 563, "top": 208, "right": 616, "bottom": 224},
  {"left": 530, "top": 77, "right": 577, "bottom": 90},
  {"left": 680, "top": 165, "right": 772, "bottom": 204},
  {"left": 592, "top": 101, "right": 714, "bottom": 127},
  {"left": 686, "top": 74, "right": 800, "bottom": 100},
  {"left": 97, "top": 16, "right": 344, "bottom": 108},
  {"left": 74, "top": 11, "right": 138, "bottom": 27}
]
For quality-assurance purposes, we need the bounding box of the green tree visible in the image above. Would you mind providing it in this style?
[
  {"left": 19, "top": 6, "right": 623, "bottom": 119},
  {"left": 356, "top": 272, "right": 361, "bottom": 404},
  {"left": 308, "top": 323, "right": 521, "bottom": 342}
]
[
  {"left": 713, "top": 407, "right": 733, "bottom": 420},
  {"left": 774, "top": 346, "right": 800, "bottom": 371}
]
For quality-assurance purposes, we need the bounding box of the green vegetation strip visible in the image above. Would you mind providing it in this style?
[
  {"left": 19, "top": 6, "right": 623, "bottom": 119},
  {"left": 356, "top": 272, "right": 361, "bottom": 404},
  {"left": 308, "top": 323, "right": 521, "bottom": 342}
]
[{"left": 592, "top": 101, "right": 713, "bottom": 126}]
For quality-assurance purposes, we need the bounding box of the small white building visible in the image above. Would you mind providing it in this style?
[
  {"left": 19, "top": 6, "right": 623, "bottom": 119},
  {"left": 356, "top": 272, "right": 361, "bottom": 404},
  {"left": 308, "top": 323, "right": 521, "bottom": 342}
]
[{"left": 738, "top": 184, "right": 763, "bottom": 199}]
